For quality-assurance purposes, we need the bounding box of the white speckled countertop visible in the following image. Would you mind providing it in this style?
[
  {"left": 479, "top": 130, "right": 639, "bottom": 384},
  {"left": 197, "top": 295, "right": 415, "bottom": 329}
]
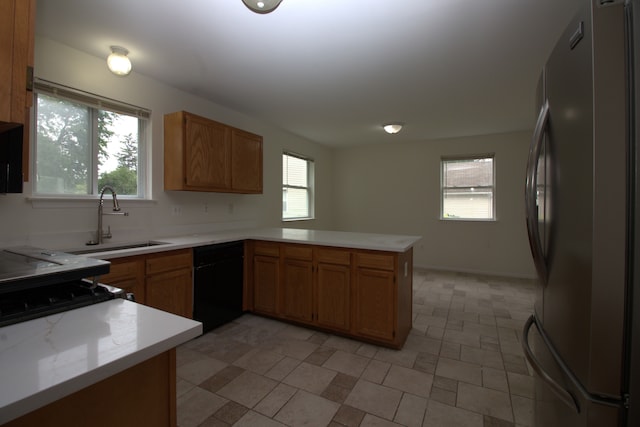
[
  {"left": 0, "top": 299, "right": 202, "bottom": 425},
  {"left": 58, "top": 227, "right": 422, "bottom": 259}
]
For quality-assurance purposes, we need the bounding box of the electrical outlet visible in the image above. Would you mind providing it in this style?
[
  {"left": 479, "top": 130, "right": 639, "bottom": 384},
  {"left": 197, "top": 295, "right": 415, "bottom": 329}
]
[
  {"left": 228, "top": 203, "right": 234, "bottom": 214},
  {"left": 204, "top": 203, "right": 209, "bottom": 213},
  {"left": 172, "top": 205, "right": 182, "bottom": 216}
]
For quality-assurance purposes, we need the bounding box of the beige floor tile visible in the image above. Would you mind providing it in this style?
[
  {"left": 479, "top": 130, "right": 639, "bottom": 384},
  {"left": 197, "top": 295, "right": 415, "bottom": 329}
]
[
  {"left": 383, "top": 364, "right": 433, "bottom": 397},
  {"left": 333, "top": 404, "right": 366, "bottom": 426},
  {"left": 443, "top": 329, "right": 482, "bottom": 348},
  {"left": 403, "top": 333, "right": 442, "bottom": 355},
  {"left": 360, "top": 413, "right": 405, "bottom": 426},
  {"left": 423, "top": 400, "right": 483, "bottom": 427},
  {"left": 176, "top": 377, "right": 196, "bottom": 398},
  {"left": 264, "top": 355, "right": 301, "bottom": 381},
  {"left": 274, "top": 389, "right": 340, "bottom": 427},
  {"left": 233, "top": 410, "right": 287, "bottom": 427},
  {"left": 217, "top": 370, "right": 278, "bottom": 408},
  {"left": 176, "top": 387, "right": 228, "bottom": 427},
  {"left": 282, "top": 361, "right": 337, "bottom": 394},
  {"left": 177, "top": 355, "right": 228, "bottom": 385},
  {"left": 481, "top": 366, "right": 509, "bottom": 392},
  {"left": 456, "top": 382, "right": 514, "bottom": 422},
  {"left": 508, "top": 371, "right": 535, "bottom": 399},
  {"left": 344, "top": 380, "right": 402, "bottom": 421},
  {"left": 460, "top": 345, "right": 504, "bottom": 369},
  {"left": 435, "top": 357, "right": 482, "bottom": 385},
  {"left": 253, "top": 382, "right": 298, "bottom": 418},
  {"left": 374, "top": 347, "right": 418, "bottom": 368},
  {"left": 361, "top": 358, "right": 391, "bottom": 384},
  {"left": 265, "top": 336, "right": 319, "bottom": 360},
  {"left": 511, "top": 394, "right": 534, "bottom": 426},
  {"left": 324, "top": 335, "right": 363, "bottom": 352},
  {"left": 232, "top": 347, "right": 284, "bottom": 374},
  {"left": 394, "top": 393, "right": 427, "bottom": 427},
  {"left": 323, "top": 349, "right": 371, "bottom": 377}
]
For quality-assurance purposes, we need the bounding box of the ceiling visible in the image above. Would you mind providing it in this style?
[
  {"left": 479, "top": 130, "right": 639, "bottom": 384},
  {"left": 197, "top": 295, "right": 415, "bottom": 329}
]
[{"left": 35, "top": 0, "right": 582, "bottom": 147}]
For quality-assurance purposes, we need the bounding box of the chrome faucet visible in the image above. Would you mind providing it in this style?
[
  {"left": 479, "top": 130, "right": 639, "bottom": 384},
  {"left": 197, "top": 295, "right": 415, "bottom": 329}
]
[{"left": 86, "top": 185, "right": 129, "bottom": 245}]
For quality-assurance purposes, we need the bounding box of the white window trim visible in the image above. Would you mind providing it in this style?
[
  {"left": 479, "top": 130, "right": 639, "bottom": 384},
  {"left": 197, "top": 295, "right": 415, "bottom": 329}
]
[
  {"left": 440, "top": 153, "right": 496, "bottom": 221},
  {"left": 32, "top": 79, "right": 151, "bottom": 199},
  {"left": 282, "top": 151, "right": 315, "bottom": 221}
]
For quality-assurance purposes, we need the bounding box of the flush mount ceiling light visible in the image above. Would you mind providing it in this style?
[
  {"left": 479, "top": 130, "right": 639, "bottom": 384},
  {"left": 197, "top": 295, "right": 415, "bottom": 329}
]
[
  {"left": 107, "top": 46, "right": 132, "bottom": 76},
  {"left": 242, "top": 0, "right": 283, "bottom": 14},
  {"left": 383, "top": 123, "right": 403, "bottom": 134}
]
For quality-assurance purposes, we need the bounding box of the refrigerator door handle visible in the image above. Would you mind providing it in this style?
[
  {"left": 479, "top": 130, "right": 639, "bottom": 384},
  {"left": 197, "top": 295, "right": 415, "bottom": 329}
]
[
  {"left": 522, "top": 314, "right": 581, "bottom": 413},
  {"left": 525, "top": 100, "right": 550, "bottom": 283}
]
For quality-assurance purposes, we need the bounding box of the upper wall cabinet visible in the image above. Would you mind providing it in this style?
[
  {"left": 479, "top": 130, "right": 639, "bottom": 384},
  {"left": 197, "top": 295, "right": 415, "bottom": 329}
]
[
  {"left": 164, "top": 111, "right": 263, "bottom": 193},
  {"left": 0, "top": 0, "right": 35, "bottom": 181}
]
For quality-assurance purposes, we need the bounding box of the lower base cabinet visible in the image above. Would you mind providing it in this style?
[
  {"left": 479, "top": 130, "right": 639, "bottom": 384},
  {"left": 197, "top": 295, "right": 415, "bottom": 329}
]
[
  {"left": 244, "top": 240, "right": 412, "bottom": 348},
  {"left": 4, "top": 349, "right": 177, "bottom": 427},
  {"left": 98, "top": 249, "right": 193, "bottom": 318}
]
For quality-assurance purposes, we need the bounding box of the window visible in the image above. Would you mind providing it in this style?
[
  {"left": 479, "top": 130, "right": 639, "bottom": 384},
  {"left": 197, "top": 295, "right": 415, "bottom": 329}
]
[
  {"left": 441, "top": 155, "right": 495, "bottom": 220},
  {"left": 282, "top": 152, "right": 314, "bottom": 220},
  {"left": 33, "top": 81, "right": 149, "bottom": 198}
]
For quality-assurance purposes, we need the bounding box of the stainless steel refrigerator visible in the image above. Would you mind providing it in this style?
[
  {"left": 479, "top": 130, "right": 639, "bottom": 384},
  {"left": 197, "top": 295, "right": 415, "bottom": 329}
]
[{"left": 522, "top": 0, "right": 640, "bottom": 425}]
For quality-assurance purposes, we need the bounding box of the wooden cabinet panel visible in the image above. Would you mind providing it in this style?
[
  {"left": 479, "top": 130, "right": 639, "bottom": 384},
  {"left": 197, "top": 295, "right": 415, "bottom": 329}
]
[
  {"left": 231, "top": 128, "right": 262, "bottom": 193},
  {"left": 356, "top": 252, "right": 395, "bottom": 271},
  {"left": 164, "top": 111, "right": 262, "bottom": 193},
  {"left": 0, "top": 0, "right": 35, "bottom": 182},
  {"left": 253, "top": 255, "right": 279, "bottom": 315},
  {"left": 99, "top": 256, "right": 145, "bottom": 304},
  {"left": 146, "top": 249, "right": 192, "bottom": 276},
  {"left": 353, "top": 267, "right": 395, "bottom": 341},
  {"left": 5, "top": 350, "right": 176, "bottom": 427},
  {"left": 316, "top": 262, "right": 350, "bottom": 331},
  {"left": 246, "top": 241, "right": 411, "bottom": 348},
  {"left": 146, "top": 268, "right": 192, "bottom": 319},
  {"left": 185, "top": 114, "right": 230, "bottom": 189},
  {"left": 281, "top": 258, "right": 313, "bottom": 323}
]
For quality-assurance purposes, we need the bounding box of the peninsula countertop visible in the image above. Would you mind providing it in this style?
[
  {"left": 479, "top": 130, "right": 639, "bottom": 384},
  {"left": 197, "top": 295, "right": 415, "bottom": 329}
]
[
  {"left": 0, "top": 299, "right": 202, "bottom": 425},
  {"left": 58, "top": 227, "right": 422, "bottom": 260}
]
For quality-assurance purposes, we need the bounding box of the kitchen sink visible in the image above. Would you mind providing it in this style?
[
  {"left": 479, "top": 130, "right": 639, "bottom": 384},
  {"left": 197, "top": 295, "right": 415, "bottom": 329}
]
[{"left": 69, "top": 241, "right": 170, "bottom": 255}]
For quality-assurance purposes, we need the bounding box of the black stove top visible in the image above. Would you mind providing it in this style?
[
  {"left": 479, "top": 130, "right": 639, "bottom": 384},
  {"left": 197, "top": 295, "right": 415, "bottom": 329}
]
[
  {"left": 0, "top": 246, "right": 110, "bottom": 294},
  {"left": 0, "top": 246, "right": 118, "bottom": 327}
]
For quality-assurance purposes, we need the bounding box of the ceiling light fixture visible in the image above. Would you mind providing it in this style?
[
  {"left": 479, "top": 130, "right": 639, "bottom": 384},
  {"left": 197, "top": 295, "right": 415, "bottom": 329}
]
[
  {"left": 107, "top": 46, "right": 132, "bottom": 76},
  {"left": 383, "top": 123, "right": 403, "bottom": 134},
  {"left": 242, "top": 0, "right": 283, "bottom": 14}
]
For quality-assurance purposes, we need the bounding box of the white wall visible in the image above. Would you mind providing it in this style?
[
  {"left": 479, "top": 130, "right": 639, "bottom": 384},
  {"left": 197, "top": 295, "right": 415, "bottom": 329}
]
[
  {"left": 0, "top": 38, "right": 334, "bottom": 249},
  {"left": 331, "top": 131, "right": 537, "bottom": 278}
]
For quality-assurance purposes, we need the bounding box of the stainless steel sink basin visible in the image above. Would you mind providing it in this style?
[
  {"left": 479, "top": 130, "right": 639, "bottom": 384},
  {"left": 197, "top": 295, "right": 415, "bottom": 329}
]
[{"left": 69, "top": 241, "right": 170, "bottom": 255}]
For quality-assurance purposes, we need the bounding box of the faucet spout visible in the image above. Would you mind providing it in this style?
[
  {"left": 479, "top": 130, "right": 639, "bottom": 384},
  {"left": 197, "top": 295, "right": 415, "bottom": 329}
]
[{"left": 87, "top": 186, "right": 128, "bottom": 245}]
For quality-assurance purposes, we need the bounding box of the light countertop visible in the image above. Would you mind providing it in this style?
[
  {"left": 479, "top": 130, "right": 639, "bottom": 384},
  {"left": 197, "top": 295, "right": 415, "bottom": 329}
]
[
  {"left": 59, "top": 227, "right": 422, "bottom": 259},
  {"left": 0, "top": 299, "right": 202, "bottom": 424}
]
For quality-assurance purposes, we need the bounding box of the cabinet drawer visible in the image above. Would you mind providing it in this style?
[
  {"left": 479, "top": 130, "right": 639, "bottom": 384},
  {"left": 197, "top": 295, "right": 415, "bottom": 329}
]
[
  {"left": 99, "top": 256, "right": 144, "bottom": 283},
  {"left": 356, "top": 251, "right": 396, "bottom": 271},
  {"left": 254, "top": 241, "right": 280, "bottom": 257},
  {"left": 146, "top": 249, "right": 192, "bottom": 275},
  {"left": 283, "top": 244, "right": 313, "bottom": 261},
  {"left": 316, "top": 247, "right": 351, "bottom": 265}
]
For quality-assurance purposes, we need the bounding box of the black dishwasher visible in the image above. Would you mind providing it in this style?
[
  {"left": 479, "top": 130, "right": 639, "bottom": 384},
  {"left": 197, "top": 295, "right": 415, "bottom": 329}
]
[{"left": 193, "top": 241, "right": 244, "bottom": 333}]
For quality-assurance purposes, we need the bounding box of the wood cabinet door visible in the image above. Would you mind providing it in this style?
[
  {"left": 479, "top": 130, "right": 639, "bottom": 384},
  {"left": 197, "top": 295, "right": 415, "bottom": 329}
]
[
  {"left": 316, "top": 262, "right": 350, "bottom": 331},
  {"left": 231, "top": 129, "right": 262, "bottom": 193},
  {"left": 353, "top": 267, "right": 395, "bottom": 341},
  {"left": 184, "top": 113, "right": 231, "bottom": 189},
  {"left": 99, "top": 256, "right": 145, "bottom": 304},
  {"left": 253, "top": 255, "right": 279, "bottom": 315},
  {"left": 281, "top": 258, "right": 313, "bottom": 323},
  {"left": 146, "top": 268, "right": 192, "bottom": 318}
]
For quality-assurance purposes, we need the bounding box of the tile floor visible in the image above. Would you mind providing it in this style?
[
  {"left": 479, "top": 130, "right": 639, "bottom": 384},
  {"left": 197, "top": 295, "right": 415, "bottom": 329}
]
[{"left": 176, "top": 268, "right": 537, "bottom": 427}]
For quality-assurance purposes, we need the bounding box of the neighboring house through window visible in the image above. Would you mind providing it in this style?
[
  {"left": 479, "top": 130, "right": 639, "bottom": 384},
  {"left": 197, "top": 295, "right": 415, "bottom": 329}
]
[
  {"left": 441, "top": 155, "right": 495, "bottom": 220},
  {"left": 282, "top": 151, "right": 314, "bottom": 220},
  {"left": 34, "top": 81, "right": 149, "bottom": 198}
]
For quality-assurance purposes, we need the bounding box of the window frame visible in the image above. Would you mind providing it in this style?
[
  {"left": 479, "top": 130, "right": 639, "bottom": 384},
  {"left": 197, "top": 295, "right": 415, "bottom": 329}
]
[
  {"left": 282, "top": 151, "right": 315, "bottom": 221},
  {"left": 32, "top": 79, "right": 150, "bottom": 199},
  {"left": 440, "top": 154, "right": 496, "bottom": 221}
]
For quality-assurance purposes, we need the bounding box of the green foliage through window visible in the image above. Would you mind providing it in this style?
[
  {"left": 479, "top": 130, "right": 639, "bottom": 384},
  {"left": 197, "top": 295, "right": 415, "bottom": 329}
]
[{"left": 34, "top": 85, "right": 147, "bottom": 197}]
